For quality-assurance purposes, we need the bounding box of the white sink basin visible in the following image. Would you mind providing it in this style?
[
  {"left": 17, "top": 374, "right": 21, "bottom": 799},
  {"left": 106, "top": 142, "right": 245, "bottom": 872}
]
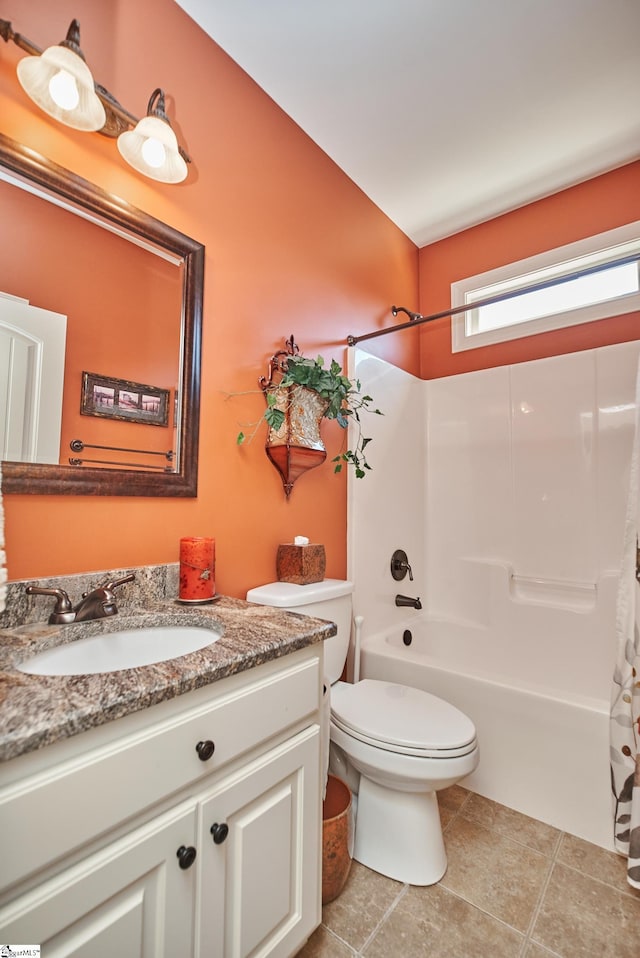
[{"left": 17, "top": 625, "right": 223, "bottom": 676}]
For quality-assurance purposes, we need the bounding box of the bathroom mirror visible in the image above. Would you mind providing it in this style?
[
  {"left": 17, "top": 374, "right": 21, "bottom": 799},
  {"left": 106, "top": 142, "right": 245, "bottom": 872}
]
[{"left": 0, "top": 133, "right": 203, "bottom": 497}]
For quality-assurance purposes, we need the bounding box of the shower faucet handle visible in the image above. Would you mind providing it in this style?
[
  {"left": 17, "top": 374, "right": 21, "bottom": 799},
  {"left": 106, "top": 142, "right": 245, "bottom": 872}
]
[{"left": 391, "top": 549, "right": 413, "bottom": 582}]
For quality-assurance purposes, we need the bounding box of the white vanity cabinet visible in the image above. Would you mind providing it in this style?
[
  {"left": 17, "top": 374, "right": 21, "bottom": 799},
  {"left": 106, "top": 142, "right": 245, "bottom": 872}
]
[
  {"left": 0, "top": 645, "right": 323, "bottom": 958},
  {"left": 0, "top": 800, "right": 198, "bottom": 955},
  {"left": 197, "top": 727, "right": 319, "bottom": 957}
]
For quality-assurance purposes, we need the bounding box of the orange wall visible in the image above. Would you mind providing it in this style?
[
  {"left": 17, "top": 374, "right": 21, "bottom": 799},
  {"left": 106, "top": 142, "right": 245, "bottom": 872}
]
[
  {"left": 0, "top": 0, "right": 419, "bottom": 592},
  {"left": 418, "top": 161, "right": 640, "bottom": 378}
]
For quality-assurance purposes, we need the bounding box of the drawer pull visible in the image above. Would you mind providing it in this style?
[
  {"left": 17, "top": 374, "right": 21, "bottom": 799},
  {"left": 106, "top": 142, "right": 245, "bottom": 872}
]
[
  {"left": 196, "top": 739, "right": 215, "bottom": 761},
  {"left": 177, "top": 845, "right": 197, "bottom": 869},
  {"left": 210, "top": 822, "right": 229, "bottom": 844}
]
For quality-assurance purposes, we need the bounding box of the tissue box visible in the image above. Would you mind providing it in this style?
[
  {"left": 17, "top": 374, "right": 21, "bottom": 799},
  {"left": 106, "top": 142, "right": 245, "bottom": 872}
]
[{"left": 277, "top": 543, "right": 326, "bottom": 585}]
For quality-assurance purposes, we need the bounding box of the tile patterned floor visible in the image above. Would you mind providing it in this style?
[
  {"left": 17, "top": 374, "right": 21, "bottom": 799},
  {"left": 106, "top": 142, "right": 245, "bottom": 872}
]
[{"left": 296, "top": 786, "right": 640, "bottom": 958}]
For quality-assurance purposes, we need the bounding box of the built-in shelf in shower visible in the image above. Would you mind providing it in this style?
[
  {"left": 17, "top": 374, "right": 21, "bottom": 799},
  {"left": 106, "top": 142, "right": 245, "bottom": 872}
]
[{"left": 509, "top": 573, "right": 597, "bottom": 612}]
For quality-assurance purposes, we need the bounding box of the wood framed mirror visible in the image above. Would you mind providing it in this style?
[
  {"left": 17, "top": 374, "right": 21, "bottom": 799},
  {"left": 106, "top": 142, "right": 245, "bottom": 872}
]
[{"left": 0, "top": 133, "right": 203, "bottom": 496}]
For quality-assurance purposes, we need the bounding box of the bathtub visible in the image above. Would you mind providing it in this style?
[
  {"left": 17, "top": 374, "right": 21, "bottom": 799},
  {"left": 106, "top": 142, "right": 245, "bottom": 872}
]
[{"left": 359, "top": 618, "right": 614, "bottom": 851}]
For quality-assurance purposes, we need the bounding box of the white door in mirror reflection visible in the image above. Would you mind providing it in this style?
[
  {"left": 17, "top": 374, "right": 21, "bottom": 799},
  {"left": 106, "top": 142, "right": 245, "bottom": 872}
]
[{"left": 0, "top": 292, "right": 66, "bottom": 464}]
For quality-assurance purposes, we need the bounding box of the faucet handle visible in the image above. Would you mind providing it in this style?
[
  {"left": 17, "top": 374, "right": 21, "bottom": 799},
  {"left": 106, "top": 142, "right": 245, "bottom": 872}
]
[
  {"left": 100, "top": 572, "right": 136, "bottom": 594},
  {"left": 103, "top": 573, "right": 136, "bottom": 591},
  {"left": 25, "top": 586, "right": 76, "bottom": 625},
  {"left": 391, "top": 550, "right": 414, "bottom": 582},
  {"left": 82, "top": 572, "right": 136, "bottom": 600}
]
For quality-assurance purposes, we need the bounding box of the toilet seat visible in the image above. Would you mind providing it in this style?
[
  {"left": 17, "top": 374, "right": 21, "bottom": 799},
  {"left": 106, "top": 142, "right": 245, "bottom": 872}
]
[{"left": 331, "top": 679, "right": 477, "bottom": 759}]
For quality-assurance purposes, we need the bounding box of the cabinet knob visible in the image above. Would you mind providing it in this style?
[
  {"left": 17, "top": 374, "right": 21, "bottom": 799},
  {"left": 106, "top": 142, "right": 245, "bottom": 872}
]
[
  {"left": 210, "top": 822, "right": 229, "bottom": 844},
  {"left": 196, "top": 739, "right": 215, "bottom": 761},
  {"left": 177, "top": 845, "right": 197, "bottom": 869}
]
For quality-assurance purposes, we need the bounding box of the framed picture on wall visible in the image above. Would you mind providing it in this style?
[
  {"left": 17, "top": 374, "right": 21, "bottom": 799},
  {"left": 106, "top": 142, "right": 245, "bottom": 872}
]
[{"left": 80, "top": 372, "right": 170, "bottom": 427}]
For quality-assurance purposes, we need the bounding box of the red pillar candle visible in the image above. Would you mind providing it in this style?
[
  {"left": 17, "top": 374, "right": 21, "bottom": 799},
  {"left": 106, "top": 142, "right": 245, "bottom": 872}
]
[{"left": 179, "top": 537, "right": 215, "bottom": 601}]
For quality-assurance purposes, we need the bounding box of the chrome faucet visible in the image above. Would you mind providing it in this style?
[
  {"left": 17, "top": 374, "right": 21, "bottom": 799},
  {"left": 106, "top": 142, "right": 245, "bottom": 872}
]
[
  {"left": 395, "top": 594, "right": 422, "bottom": 610},
  {"left": 25, "top": 573, "right": 136, "bottom": 624},
  {"left": 73, "top": 574, "right": 136, "bottom": 622}
]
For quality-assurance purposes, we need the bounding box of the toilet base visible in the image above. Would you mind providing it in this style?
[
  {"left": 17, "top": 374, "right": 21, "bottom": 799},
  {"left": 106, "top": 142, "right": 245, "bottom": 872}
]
[{"left": 353, "top": 776, "right": 447, "bottom": 885}]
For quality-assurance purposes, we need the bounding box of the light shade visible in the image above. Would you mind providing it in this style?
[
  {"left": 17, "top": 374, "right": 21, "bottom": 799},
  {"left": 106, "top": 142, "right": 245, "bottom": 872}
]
[
  {"left": 16, "top": 20, "right": 106, "bottom": 132},
  {"left": 117, "top": 89, "right": 188, "bottom": 184}
]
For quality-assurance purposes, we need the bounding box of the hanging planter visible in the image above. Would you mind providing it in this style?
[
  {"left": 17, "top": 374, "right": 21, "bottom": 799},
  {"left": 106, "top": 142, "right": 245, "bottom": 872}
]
[
  {"left": 264, "top": 382, "right": 329, "bottom": 497},
  {"left": 236, "top": 336, "right": 382, "bottom": 498}
]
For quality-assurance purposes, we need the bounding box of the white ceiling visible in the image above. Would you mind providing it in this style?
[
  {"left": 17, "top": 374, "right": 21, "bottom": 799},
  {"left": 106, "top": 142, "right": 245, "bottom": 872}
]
[{"left": 175, "top": 0, "right": 640, "bottom": 247}]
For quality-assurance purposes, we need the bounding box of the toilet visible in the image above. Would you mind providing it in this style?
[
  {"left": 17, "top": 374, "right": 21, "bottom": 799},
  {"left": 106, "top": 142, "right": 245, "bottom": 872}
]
[{"left": 246, "top": 579, "right": 479, "bottom": 885}]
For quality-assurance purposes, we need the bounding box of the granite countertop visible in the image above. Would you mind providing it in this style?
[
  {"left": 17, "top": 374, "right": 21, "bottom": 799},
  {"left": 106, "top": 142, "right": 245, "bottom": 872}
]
[{"left": 0, "top": 596, "right": 335, "bottom": 764}]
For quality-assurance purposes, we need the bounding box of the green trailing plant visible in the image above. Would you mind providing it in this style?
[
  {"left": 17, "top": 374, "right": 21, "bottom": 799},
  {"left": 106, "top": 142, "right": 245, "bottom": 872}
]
[{"left": 237, "top": 354, "right": 383, "bottom": 479}]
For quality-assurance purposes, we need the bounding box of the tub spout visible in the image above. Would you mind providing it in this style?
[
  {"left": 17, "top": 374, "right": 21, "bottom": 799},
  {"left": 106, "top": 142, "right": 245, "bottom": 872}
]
[{"left": 395, "top": 594, "right": 422, "bottom": 610}]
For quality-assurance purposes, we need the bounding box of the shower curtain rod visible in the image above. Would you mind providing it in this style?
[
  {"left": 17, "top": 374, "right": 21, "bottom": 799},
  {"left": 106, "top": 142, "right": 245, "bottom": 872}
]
[{"left": 347, "top": 250, "right": 640, "bottom": 346}]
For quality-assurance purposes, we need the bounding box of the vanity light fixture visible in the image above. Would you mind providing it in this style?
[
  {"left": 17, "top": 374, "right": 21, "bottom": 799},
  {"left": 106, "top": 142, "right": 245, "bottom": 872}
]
[
  {"left": 117, "top": 89, "right": 188, "bottom": 184},
  {"left": 0, "top": 17, "right": 192, "bottom": 184},
  {"left": 15, "top": 19, "right": 106, "bottom": 132}
]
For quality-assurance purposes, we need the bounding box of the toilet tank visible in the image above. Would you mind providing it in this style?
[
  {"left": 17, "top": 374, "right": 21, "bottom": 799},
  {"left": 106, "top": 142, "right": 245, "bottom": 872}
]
[{"left": 246, "top": 579, "right": 353, "bottom": 684}]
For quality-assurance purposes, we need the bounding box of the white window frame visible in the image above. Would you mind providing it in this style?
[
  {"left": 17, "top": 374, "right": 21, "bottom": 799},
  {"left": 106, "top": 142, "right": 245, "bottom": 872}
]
[{"left": 451, "top": 221, "right": 640, "bottom": 353}]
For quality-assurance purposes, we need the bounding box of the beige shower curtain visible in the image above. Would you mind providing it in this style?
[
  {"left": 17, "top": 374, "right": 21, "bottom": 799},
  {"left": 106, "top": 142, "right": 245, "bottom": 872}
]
[{"left": 610, "top": 357, "right": 640, "bottom": 889}]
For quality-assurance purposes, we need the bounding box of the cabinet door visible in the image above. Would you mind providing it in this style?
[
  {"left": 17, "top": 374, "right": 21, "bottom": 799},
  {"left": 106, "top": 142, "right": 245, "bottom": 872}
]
[
  {"left": 197, "top": 726, "right": 321, "bottom": 958},
  {"left": 0, "top": 802, "right": 197, "bottom": 957}
]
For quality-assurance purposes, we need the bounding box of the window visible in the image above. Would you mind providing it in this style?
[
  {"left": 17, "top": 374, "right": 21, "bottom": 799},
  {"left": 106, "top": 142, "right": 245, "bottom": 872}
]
[{"left": 451, "top": 222, "right": 640, "bottom": 352}]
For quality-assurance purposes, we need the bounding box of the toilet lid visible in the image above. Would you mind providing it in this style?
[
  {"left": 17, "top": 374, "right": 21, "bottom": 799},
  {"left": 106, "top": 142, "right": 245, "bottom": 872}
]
[{"left": 331, "top": 680, "right": 477, "bottom": 757}]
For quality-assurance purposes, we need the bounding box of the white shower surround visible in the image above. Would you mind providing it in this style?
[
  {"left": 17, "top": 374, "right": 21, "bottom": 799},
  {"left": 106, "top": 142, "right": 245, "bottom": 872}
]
[{"left": 347, "top": 338, "right": 640, "bottom": 850}]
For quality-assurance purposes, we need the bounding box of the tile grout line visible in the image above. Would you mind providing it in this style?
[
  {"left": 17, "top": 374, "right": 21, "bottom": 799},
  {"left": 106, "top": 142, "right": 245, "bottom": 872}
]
[
  {"left": 432, "top": 879, "right": 527, "bottom": 945},
  {"left": 315, "top": 923, "right": 359, "bottom": 956},
  {"left": 554, "top": 856, "right": 640, "bottom": 900},
  {"left": 452, "top": 790, "right": 565, "bottom": 860},
  {"left": 356, "top": 882, "right": 410, "bottom": 955},
  {"left": 451, "top": 809, "right": 565, "bottom": 872},
  {"left": 313, "top": 791, "right": 640, "bottom": 957},
  {"left": 553, "top": 829, "right": 640, "bottom": 900},
  {"left": 316, "top": 789, "right": 469, "bottom": 957},
  {"left": 440, "top": 787, "right": 473, "bottom": 836},
  {"left": 460, "top": 818, "right": 564, "bottom": 858},
  {"left": 518, "top": 829, "right": 564, "bottom": 955},
  {"left": 437, "top": 790, "right": 536, "bottom": 947},
  {"left": 439, "top": 797, "right": 563, "bottom": 954}
]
